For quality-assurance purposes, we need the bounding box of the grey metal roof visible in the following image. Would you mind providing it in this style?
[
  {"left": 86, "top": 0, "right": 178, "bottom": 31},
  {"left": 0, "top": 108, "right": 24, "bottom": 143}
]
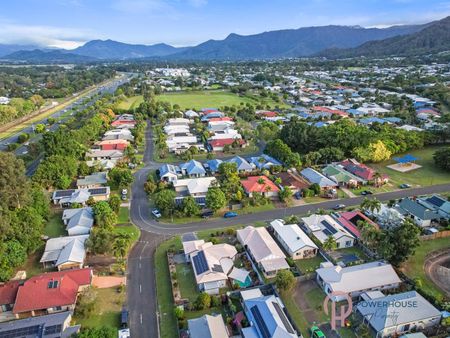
[
  {"left": 398, "top": 198, "right": 438, "bottom": 220},
  {"left": 301, "top": 167, "right": 337, "bottom": 188},
  {"left": 76, "top": 172, "right": 108, "bottom": 187},
  {"left": 188, "top": 314, "right": 228, "bottom": 338},
  {"left": 40, "top": 235, "right": 88, "bottom": 267}
]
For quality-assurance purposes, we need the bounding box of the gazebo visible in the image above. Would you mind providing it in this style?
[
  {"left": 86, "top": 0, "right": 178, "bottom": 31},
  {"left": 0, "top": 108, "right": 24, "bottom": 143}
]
[{"left": 388, "top": 154, "right": 422, "bottom": 172}]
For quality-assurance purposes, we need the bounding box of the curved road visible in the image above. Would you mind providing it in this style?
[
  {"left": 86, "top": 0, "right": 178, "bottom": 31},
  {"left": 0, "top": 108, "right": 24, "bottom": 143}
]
[{"left": 128, "top": 121, "right": 450, "bottom": 337}]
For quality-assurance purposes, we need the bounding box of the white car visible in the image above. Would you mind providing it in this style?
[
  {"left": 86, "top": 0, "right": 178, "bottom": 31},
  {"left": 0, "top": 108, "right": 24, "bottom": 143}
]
[
  {"left": 152, "top": 209, "right": 162, "bottom": 218},
  {"left": 121, "top": 189, "right": 128, "bottom": 195}
]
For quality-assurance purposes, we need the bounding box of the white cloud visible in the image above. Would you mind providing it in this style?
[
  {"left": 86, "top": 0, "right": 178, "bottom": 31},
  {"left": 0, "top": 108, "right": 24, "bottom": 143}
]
[{"left": 0, "top": 22, "right": 97, "bottom": 49}]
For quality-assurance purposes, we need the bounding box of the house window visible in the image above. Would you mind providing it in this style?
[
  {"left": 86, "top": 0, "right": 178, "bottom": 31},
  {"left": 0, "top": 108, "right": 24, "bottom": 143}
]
[{"left": 345, "top": 241, "right": 352, "bottom": 247}]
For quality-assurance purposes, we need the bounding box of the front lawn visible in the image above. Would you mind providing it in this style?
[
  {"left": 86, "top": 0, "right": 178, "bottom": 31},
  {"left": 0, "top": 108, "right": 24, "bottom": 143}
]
[
  {"left": 74, "top": 287, "right": 125, "bottom": 329},
  {"left": 371, "top": 146, "right": 450, "bottom": 187},
  {"left": 113, "top": 224, "right": 140, "bottom": 245},
  {"left": 401, "top": 237, "right": 450, "bottom": 300},
  {"left": 118, "top": 207, "right": 130, "bottom": 224},
  {"left": 44, "top": 210, "right": 66, "bottom": 237}
]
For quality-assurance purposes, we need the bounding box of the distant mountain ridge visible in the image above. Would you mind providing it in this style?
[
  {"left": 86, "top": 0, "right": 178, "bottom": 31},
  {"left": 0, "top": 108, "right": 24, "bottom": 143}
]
[
  {"left": 1, "top": 17, "right": 447, "bottom": 63},
  {"left": 318, "top": 16, "right": 450, "bottom": 58}
]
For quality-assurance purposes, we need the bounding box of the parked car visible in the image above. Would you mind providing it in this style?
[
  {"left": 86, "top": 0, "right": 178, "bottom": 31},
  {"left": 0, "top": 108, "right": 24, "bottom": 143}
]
[
  {"left": 360, "top": 190, "right": 373, "bottom": 195},
  {"left": 151, "top": 209, "right": 162, "bottom": 218},
  {"left": 201, "top": 210, "right": 214, "bottom": 218},
  {"left": 310, "top": 325, "right": 326, "bottom": 338},
  {"left": 121, "top": 189, "right": 128, "bottom": 195},
  {"left": 294, "top": 191, "right": 302, "bottom": 200},
  {"left": 399, "top": 183, "right": 411, "bottom": 189},
  {"left": 333, "top": 204, "right": 346, "bottom": 210},
  {"left": 223, "top": 211, "right": 238, "bottom": 218}
]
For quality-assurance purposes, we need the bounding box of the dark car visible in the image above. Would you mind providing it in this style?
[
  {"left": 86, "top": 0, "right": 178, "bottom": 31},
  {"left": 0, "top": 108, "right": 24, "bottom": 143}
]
[
  {"left": 399, "top": 183, "right": 411, "bottom": 189},
  {"left": 201, "top": 210, "right": 214, "bottom": 218},
  {"left": 333, "top": 204, "right": 346, "bottom": 210},
  {"left": 360, "top": 190, "right": 373, "bottom": 195},
  {"left": 223, "top": 211, "right": 238, "bottom": 218},
  {"left": 294, "top": 191, "right": 302, "bottom": 200}
]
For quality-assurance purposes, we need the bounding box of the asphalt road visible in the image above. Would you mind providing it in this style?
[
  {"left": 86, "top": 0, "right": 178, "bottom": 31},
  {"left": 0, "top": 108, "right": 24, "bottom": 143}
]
[{"left": 127, "top": 120, "right": 450, "bottom": 337}]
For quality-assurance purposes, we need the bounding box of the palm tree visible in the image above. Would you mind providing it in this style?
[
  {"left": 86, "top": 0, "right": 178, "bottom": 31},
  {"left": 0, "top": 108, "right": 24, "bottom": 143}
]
[
  {"left": 323, "top": 235, "right": 337, "bottom": 251},
  {"left": 112, "top": 238, "right": 128, "bottom": 260},
  {"left": 360, "top": 197, "right": 381, "bottom": 214}
]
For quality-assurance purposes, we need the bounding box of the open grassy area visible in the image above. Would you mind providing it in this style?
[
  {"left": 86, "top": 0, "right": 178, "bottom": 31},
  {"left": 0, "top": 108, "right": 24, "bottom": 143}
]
[
  {"left": 295, "top": 256, "right": 326, "bottom": 274},
  {"left": 280, "top": 291, "right": 310, "bottom": 337},
  {"left": 157, "top": 90, "right": 288, "bottom": 110},
  {"left": 44, "top": 210, "right": 66, "bottom": 237},
  {"left": 118, "top": 207, "right": 130, "bottom": 224},
  {"left": 117, "top": 95, "right": 144, "bottom": 110},
  {"left": 401, "top": 237, "right": 450, "bottom": 300},
  {"left": 75, "top": 287, "right": 125, "bottom": 329},
  {"left": 155, "top": 237, "right": 182, "bottom": 338},
  {"left": 113, "top": 223, "right": 140, "bottom": 244},
  {"left": 371, "top": 146, "right": 450, "bottom": 187},
  {"left": 176, "top": 263, "right": 198, "bottom": 302}
]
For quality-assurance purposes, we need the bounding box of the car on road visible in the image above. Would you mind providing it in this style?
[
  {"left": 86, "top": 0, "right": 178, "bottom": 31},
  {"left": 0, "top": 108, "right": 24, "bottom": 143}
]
[
  {"left": 360, "top": 190, "right": 373, "bottom": 195},
  {"left": 223, "top": 211, "right": 238, "bottom": 218},
  {"left": 399, "top": 183, "right": 411, "bottom": 189},
  {"left": 333, "top": 204, "right": 346, "bottom": 210},
  {"left": 310, "top": 325, "right": 326, "bottom": 338},
  {"left": 201, "top": 210, "right": 214, "bottom": 218},
  {"left": 151, "top": 209, "right": 162, "bottom": 218}
]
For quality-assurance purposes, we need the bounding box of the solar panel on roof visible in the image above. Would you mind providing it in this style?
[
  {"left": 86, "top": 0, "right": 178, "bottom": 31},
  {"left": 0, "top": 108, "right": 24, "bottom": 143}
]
[
  {"left": 427, "top": 196, "right": 444, "bottom": 207},
  {"left": 321, "top": 220, "right": 338, "bottom": 235},
  {"left": 323, "top": 228, "right": 333, "bottom": 237},
  {"left": 89, "top": 188, "right": 107, "bottom": 195},
  {"left": 250, "top": 305, "right": 271, "bottom": 338},
  {"left": 272, "top": 302, "right": 295, "bottom": 334},
  {"left": 0, "top": 325, "right": 40, "bottom": 338},
  {"left": 193, "top": 251, "right": 209, "bottom": 274},
  {"left": 54, "top": 190, "right": 75, "bottom": 198}
]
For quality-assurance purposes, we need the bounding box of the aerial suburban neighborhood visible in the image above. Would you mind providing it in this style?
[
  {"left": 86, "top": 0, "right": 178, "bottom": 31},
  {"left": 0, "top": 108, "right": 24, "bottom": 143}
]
[{"left": 0, "top": 2, "right": 450, "bottom": 338}]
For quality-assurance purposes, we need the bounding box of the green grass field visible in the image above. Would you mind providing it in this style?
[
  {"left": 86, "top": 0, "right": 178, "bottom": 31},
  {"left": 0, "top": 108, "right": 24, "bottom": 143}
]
[
  {"left": 175, "top": 263, "right": 198, "bottom": 301},
  {"left": 402, "top": 237, "right": 450, "bottom": 300},
  {"left": 156, "top": 90, "right": 288, "bottom": 110},
  {"left": 371, "top": 146, "right": 450, "bottom": 187},
  {"left": 118, "top": 207, "right": 130, "bottom": 224},
  {"left": 44, "top": 211, "right": 66, "bottom": 237},
  {"left": 117, "top": 95, "right": 144, "bottom": 110},
  {"left": 295, "top": 256, "right": 326, "bottom": 274}
]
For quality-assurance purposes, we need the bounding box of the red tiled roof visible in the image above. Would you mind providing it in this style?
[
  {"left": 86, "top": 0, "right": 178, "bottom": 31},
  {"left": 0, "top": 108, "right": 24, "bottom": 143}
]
[
  {"left": 0, "top": 280, "right": 20, "bottom": 305},
  {"left": 98, "top": 139, "right": 130, "bottom": 145},
  {"left": 341, "top": 159, "right": 376, "bottom": 180},
  {"left": 241, "top": 176, "right": 280, "bottom": 193},
  {"left": 256, "top": 111, "right": 278, "bottom": 117},
  {"left": 312, "top": 106, "right": 348, "bottom": 117},
  {"left": 13, "top": 268, "right": 92, "bottom": 314},
  {"left": 111, "top": 119, "right": 136, "bottom": 126},
  {"left": 337, "top": 211, "right": 379, "bottom": 238},
  {"left": 208, "top": 138, "right": 245, "bottom": 148},
  {"left": 208, "top": 117, "right": 234, "bottom": 122},
  {"left": 202, "top": 109, "right": 219, "bottom": 115}
]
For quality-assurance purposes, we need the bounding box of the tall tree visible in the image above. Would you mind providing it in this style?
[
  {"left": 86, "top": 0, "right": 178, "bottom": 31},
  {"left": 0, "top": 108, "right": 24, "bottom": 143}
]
[{"left": 0, "top": 153, "right": 30, "bottom": 210}]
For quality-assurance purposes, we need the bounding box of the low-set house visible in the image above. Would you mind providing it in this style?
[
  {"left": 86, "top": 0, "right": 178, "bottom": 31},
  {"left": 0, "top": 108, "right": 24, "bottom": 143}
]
[
  {"left": 241, "top": 175, "right": 280, "bottom": 198},
  {"left": 103, "top": 128, "right": 134, "bottom": 142},
  {"left": 249, "top": 154, "right": 282, "bottom": 170},
  {"left": 227, "top": 156, "right": 253, "bottom": 172},
  {"left": 417, "top": 195, "right": 450, "bottom": 219},
  {"left": 180, "top": 160, "right": 206, "bottom": 177},
  {"left": 237, "top": 226, "right": 289, "bottom": 277},
  {"left": 369, "top": 203, "right": 405, "bottom": 229},
  {"left": 158, "top": 164, "right": 181, "bottom": 182},
  {"left": 356, "top": 291, "right": 441, "bottom": 338},
  {"left": 12, "top": 268, "right": 92, "bottom": 318},
  {"left": 316, "top": 261, "right": 401, "bottom": 301},
  {"left": 188, "top": 314, "right": 229, "bottom": 338},
  {"left": 40, "top": 235, "right": 89, "bottom": 270},
  {"left": 0, "top": 311, "right": 80, "bottom": 337},
  {"left": 208, "top": 138, "right": 246, "bottom": 152},
  {"left": 397, "top": 198, "right": 439, "bottom": 227},
  {"left": 52, "top": 187, "right": 110, "bottom": 207},
  {"left": 275, "top": 171, "right": 310, "bottom": 193},
  {"left": 334, "top": 211, "right": 379, "bottom": 239},
  {"left": 340, "top": 159, "right": 388, "bottom": 186},
  {"left": 188, "top": 242, "right": 237, "bottom": 294},
  {"left": 96, "top": 139, "right": 130, "bottom": 151},
  {"left": 173, "top": 177, "right": 217, "bottom": 206},
  {"left": 302, "top": 214, "right": 355, "bottom": 249},
  {"left": 85, "top": 149, "right": 124, "bottom": 167},
  {"left": 300, "top": 167, "right": 338, "bottom": 190},
  {"left": 62, "top": 207, "right": 94, "bottom": 236},
  {"left": 270, "top": 219, "right": 318, "bottom": 260},
  {"left": 322, "top": 164, "right": 365, "bottom": 188},
  {"left": 205, "top": 159, "right": 223, "bottom": 174},
  {"left": 0, "top": 280, "right": 20, "bottom": 315},
  {"left": 76, "top": 172, "right": 108, "bottom": 189},
  {"left": 240, "top": 288, "right": 298, "bottom": 338}
]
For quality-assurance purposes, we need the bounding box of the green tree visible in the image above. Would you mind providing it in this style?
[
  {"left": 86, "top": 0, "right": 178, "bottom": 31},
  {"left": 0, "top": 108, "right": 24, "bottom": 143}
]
[
  {"left": 181, "top": 196, "right": 200, "bottom": 216},
  {"left": 275, "top": 270, "right": 295, "bottom": 291},
  {"left": 108, "top": 195, "right": 121, "bottom": 214},
  {"left": 433, "top": 147, "right": 450, "bottom": 171},
  {"left": 0, "top": 152, "right": 30, "bottom": 210},
  {"left": 75, "top": 327, "right": 117, "bottom": 338},
  {"left": 109, "top": 167, "right": 134, "bottom": 188},
  {"left": 279, "top": 186, "right": 293, "bottom": 204},
  {"left": 87, "top": 227, "right": 113, "bottom": 254},
  {"left": 206, "top": 187, "right": 227, "bottom": 212},
  {"left": 112, "top": 238, "right": 129, "bottom": 260},
  {"left": 34, "top": 123, "right": 46, "bottom": 133},
  {"left": 195, "top": 292, "right": 211, "bottom": 310},
  {"left": 93, "top": 201, "right": 117, "bottom": 229},
  {"left": 360, "top": 197, "right": 381, "bottom": 214},
  {"left": 323, "top": 236, "right": 337, "bottom": 251},
  {"left": 154, "top": 189, "right": 176, "bottom": 217}
]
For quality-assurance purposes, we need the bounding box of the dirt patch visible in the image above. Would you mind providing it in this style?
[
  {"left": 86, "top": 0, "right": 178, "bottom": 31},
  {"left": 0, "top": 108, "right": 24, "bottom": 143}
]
[
  {"left": 93, "top": 275, "right": 126, "bottom": 288},
  {"left": 293, "top": 279, "right": 321, "bottom": 324},
  {"left": 424, "top": 248, "right": 450, "bottom": 298}
]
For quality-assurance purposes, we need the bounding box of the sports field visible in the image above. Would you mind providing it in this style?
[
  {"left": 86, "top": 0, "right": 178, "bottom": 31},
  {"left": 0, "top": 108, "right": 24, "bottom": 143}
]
[{"left": 156, "top": 90, "right": 288, "bottom": 110}]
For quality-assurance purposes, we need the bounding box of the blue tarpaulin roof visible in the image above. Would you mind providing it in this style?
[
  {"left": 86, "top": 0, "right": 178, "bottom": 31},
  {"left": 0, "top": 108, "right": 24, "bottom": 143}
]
[{"left": 393, "top": 154, "right": 419, "bottom": 163}]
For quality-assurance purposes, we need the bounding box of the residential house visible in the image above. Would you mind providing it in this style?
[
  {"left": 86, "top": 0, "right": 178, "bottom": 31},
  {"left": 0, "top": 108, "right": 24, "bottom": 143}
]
[
  {"left": 322, "top": 164, "right": 365, "bottom": 188},
  {"left": 241, "top": 176, "right": 280, "bottom": 198},
  {"left": 103, "top": 128, "right": 134, "bottom": 141},
  {"left": 76, "top": 172, "right": 108, "bottom": 189},
  {"left": 300, "top": 167, "right": 338, "bottom": 190},
  {"left": 275, "top": 171, "right": 310, "bottom": 193},
  {"left": 417, "top": 195, "right": 450, "bottom": 219},
  {"left": 369, "top": 203, "right": 405, "bottom": 229},
  {"left": 397, "top": 198, "right": 439, "bottom": 227},
  {"left": 204, "top": 159, "right": 223, "bottom": 174},
  {"left": 85, "top": 149, "right": 124, "bottom": 167},
  {"left": 237, "top": 226, "right": 289, "bottom": 277},
  {"left": 188, "top": 314, "right": 229, "bottom": 338},
  {"left": 12, "top": 268, "right": 92, "bottom": 318},
  {"left": 158, "top": 164, "right": 181, "bottom": 182},
  {"left": 340, "top": 159, "right": 388, "bottom": 185},
  {"left": 208, "top": 138, "right": 246, "bottom": 152},
  {"left": 180, "top": 160, "right": 206, "bottom": 177},
  {"left": 182, "top": 239, "right": 206, "bottom": 261},
  {"left": 334, "top": 211, "right": 379, "bottom": 239},
  {"left": 227, "top": 156, "right": 253, "bottom": 172},
  {"left": 52, "top": 187, "right": 110, "bottom": 206},
  {"left": 62, "top": 207, "right": 94, "bottom": 236},
  {"left": 270, "top": 219, "right": 318, "bottom": 260},
  {"left": 302, "top": 214, "right": 355, "bottom": 249},
  {"left": 184, "top": 110, "right": 199, "bottom": 118},
  {"left": 166, "top": 134, "right": 202, "bottom": 154},
  {"left": 40, "top": 235, "right": 89, "bottom": 270},
  {"left": 0, "top": 280, "right": 20, "bottom": 315},
  {"left": 96, "top": 139, "right": 130, "bottom": 151},
  {"left": 0, "top": 311, "right": 80, "bottom": 337},
  {"left": 188, "top": 242, "right": 237, "bottom": 294},
  {"left": 249, "top": 154, "right": 282, "bottom": 170},
  {"left": 173, "top": 177, "right": 217, "bottom": 206},
  {"left": 316, "top": 261, "right": 401, "bottom": 301},
  {"left": 0, "top": 96, "right": 10, "bottom": 105},
  {"left": 240, "top": 288, "right": 298, "bottom": 338},
  {"left": 356, "top": 291, "right": 441, "bottom": 338}
]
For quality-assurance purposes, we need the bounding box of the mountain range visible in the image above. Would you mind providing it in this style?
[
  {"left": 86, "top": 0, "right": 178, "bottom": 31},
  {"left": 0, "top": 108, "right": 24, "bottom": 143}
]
[{"left": 1, "top": 16, "right": 449, "bottom": 62}]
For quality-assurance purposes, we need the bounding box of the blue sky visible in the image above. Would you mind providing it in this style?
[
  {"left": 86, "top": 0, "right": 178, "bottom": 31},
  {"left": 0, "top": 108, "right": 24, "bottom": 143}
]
[{"left": 1, "top": 0, "right": 449, "bottom": 48}]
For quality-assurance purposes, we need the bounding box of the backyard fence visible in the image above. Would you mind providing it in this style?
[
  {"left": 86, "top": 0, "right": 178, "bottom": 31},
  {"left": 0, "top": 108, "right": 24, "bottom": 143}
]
[{"left": 420, "top": 230, "right": 450, "bottom": 241}]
